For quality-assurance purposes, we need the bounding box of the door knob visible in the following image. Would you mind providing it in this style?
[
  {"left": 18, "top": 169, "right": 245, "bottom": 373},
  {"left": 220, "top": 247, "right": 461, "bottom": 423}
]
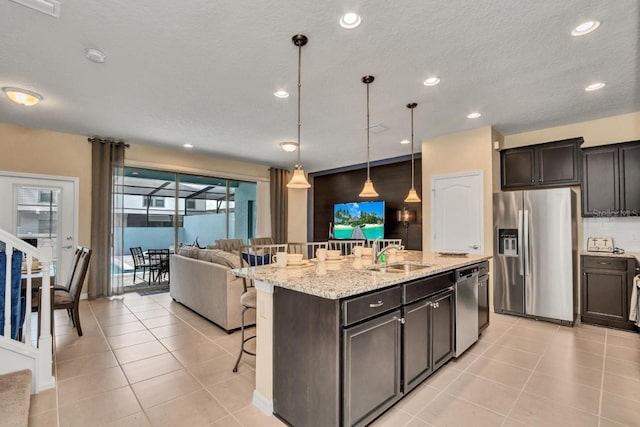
[
  {"left": 469, "top": 245, "right": 479, "bottom": 250},
  {"left": 62, "top": 245, "right": 73, "bottom": 249}
]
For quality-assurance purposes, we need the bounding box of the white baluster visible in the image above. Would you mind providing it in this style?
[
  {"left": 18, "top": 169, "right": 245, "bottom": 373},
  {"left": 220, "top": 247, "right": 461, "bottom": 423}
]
[
  {"left": 24, "top": 254, "right": 32, "bottom": 345},
  {"left": 4, "top": 243, "right": 13, "bottom": 338},
  {"left": 37, "top": 240, "right": 53, "bottom": 373}
]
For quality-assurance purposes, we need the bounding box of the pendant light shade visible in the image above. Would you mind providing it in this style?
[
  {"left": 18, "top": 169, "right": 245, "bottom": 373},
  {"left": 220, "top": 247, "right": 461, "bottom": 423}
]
[
  {"left": 287, "top": 34, "right": 311, "bottom": 189},
  {"left": 359, "top": 75, "right": 378, "bottom": 198},
  {"left": 404, "top": 102, "right": 421, "bottom": 203}
]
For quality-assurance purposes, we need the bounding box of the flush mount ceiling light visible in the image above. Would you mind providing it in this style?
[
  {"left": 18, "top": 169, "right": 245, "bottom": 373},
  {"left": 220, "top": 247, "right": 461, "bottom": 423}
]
[
  {"left": 585, "top": 82, "right": 606, "bottom": 91},
  {"left": 400, "top": 139, "right": 410, "bottom": 145},
  {"left": 423, "top": 77, "right": 440, "bottom": 86},
  {"left": 467, "top": 112, "right": 482, "bottom": 119},
  {"left": 340, "top": 12, "right": 362, "bottom": 29},
  {"left": 359, "top": 75, "right": 379, "bottom": 198},
  {"left": 286, "top": 34, "right": 311, "bottom": 189},
  {"left": 571, "top": 20, "right": 600, "bottom": 36},
  {"left": 183, "top": 143, "right": 194, "bottom": 148},
  {"left": 274, "top": 90, "right": 289, "bottom": 98},
  {"left": 85, "top": 48, "right": 106, "bottom": 63},
  {"left": 2, "top": 87, "right": 42, "bottom": 106},
  {"left": 404, "top": 103, "right": 421, "bottom": 203},
  {"left": 131, "top": 171, "right": 139, "bottom": 176},
  {"left": 280, "top": 141, "right": 298, "bottom": 152}
]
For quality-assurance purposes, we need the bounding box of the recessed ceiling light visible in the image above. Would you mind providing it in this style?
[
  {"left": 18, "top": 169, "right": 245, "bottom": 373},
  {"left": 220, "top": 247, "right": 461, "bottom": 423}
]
[
  {"left": 400, "top": 139, "right": 410, "bottom": 145},
  {"left": 340, "top": 12, "right": 362, "bottom": 29},
  {"left": 585, "top": 82, "right": 606, "bottom": 91},
  {"left": 423, "top": 77, "right": 440, "bottom": 86},
  {"left": 274, "top": 90, "right": 289, "bottom": 98},
  {"left": 183, "top": 144, "right": 194, "bottom": 148},
  {"left": 280, "top": 141, "right": 298, "bottom": 152},
  {"left": 85, "top": 48, "right": 106, "bottom": 63},
  {"left": 2, "top": 87, "right": 42, "bottom": 106},
  {"left": 467, "top": 112, "right": 482, "bottom": 119},
  {"left": 571, "top": 20, "right": 600, "bottom": 36}
]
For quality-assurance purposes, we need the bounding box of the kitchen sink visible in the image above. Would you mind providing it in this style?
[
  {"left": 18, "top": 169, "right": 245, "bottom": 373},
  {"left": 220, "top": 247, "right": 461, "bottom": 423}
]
[{"left": 367, "top": 263, "right": 433, "bottom": 273}]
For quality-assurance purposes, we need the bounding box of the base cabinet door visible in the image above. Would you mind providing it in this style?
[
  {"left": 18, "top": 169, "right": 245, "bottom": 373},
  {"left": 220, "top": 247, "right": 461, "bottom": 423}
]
[
  {"left": 343, "top": 310, "right": 402, "bottom": 427},
  {"left": 583, "top": 270, "right": 627, "bottom": 322},
  {"left": 431, "top": 290, "right": 455, "bottom": 371},
  {"left": 403, "top": 299, "right": 432, "bottom": 392},
  {"left": 478, "top": 275, "right": 490, "bottom": 333}
]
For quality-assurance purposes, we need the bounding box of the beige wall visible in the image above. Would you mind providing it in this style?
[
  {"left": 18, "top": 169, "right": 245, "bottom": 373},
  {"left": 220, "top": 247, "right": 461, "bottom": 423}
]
[
  {"left": 421, "top": 126, "right": 496, "bottom": 256},
  {"left": 287, "top": 188, "right": 308, "bottom": 243},
  {"left": 0, "top": 123, "right": 93, "bottom": 249},
  {"left": 126, "top": 143, "right": 270, "bottom": 180},
  {"left": 504, "top": 112, "right": 640, "bottom": 149}
]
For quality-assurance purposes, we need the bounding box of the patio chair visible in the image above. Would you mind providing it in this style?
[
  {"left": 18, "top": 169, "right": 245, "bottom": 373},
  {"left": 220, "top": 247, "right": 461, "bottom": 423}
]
[
  {"left": 130, "top": 247, "right": 151, "bottom": 283},
  {"left": 148, "top": 249, "right": 170, "bottom": 285}
]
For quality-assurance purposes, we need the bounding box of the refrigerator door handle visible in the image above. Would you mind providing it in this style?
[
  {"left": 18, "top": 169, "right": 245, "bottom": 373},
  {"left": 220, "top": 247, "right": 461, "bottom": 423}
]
[
  {"left": 518, "top": 209, "right": 524, "bottom": 276},
  {"left": 524, "top": 210, "right": 530, "bottom": 276}
]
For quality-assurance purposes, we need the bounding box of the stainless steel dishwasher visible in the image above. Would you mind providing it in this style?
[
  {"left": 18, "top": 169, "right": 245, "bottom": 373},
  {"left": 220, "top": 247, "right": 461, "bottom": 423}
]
[{"left": 454, "top": 265, "right": 479, "bottom": 357}]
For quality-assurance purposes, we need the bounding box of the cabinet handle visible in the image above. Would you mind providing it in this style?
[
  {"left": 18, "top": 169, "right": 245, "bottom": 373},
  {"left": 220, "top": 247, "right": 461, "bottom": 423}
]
[
  {"left": 433, "top": 302, "right": 439, "bottom": 309},
  {"left": 369, "top": 301, "right": 384, "bottom": 308},
  {"left": 598, "top": 262, "right": 611, "bottom": 265},
  {"left": 394, "top": 317, "right": 405, "bottom": 324},
  {"left": 539, "top": 178, "right": 542, "bottom": 183}
]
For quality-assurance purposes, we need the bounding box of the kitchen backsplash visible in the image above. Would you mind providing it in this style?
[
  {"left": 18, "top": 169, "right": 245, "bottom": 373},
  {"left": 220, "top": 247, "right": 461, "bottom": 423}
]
[{"left": 583, "top": 217, "right": 640, "bottom": 252}]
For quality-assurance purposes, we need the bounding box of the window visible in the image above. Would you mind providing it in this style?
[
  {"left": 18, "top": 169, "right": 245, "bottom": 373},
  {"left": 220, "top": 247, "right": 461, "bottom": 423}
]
[
  {"left": 142, "top": 197, "right": 165, "bottom": 208},
  {"left": 39, "top": 190, "right": 52, "bottom": 204},
  {"left": 186, "top": 199, "right": 196, "bottom": 209}
]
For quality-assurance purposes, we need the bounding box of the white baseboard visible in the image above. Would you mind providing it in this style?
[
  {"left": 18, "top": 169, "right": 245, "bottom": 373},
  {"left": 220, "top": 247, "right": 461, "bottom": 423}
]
[
  {"left": 80, "top": 293, "right": 87, "bottom": 300},
  {"left": 252, "top": 389, "right": 274, "bottom": 415}
]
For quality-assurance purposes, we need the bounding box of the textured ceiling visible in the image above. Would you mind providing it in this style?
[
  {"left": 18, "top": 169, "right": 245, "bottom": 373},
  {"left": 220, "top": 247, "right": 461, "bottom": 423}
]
[{"left": 0, "top": 0, "right": 638, "bottom": 172}]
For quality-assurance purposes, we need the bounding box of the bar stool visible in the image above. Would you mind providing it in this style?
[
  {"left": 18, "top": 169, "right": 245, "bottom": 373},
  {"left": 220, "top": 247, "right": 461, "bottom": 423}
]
[{"left": 232, "top": 243, "right": 286, "bottom": 372}]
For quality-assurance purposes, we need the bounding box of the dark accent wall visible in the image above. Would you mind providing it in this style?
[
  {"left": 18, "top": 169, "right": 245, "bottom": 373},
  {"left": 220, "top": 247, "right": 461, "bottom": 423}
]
[{"left": 311, "top": 159, "right": 422, "bottom": 250}]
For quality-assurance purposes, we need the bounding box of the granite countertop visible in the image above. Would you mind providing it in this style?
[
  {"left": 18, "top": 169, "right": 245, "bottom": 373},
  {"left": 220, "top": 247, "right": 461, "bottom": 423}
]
[
  {"left": 232, "top": 251, "right": 492, "bottom": 299},
  {"left": 580, "top": 250, "right": 640, "bottom": 264}
]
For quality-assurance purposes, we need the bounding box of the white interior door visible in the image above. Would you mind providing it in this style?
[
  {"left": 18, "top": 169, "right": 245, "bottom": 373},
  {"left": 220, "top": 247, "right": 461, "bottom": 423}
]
[
  {"left": 431, "top": 171, "right": 483, "bottom": 254},
  {"left": 0, "top": 173, "right": 78, "bottom": 284}
]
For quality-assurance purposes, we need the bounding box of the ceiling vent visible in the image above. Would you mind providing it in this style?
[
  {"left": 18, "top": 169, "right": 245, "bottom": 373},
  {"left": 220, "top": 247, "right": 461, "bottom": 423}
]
[
  {"left": 368, "top": 124, "right": 389, "bottom": 134},
  {"left": 9, "top": 0, "right": 61, "bottom": 18}
]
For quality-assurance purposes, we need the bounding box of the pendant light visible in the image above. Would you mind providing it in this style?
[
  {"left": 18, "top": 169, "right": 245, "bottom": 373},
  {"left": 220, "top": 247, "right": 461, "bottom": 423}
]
[
  {"left": 404, "top": 102, "right": 421, "bottom": 203},
  {"left": 359, "top": 75, "right": 379, "bottom": 198},
  {"left": 286, "top": 34, "right": 311, "bottom": 189}
]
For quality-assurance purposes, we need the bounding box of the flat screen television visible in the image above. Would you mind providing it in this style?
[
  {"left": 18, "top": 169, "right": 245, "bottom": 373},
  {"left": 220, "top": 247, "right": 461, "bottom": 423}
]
[{"left": 333, "top": 201, "right": 385, "bottom": 240}]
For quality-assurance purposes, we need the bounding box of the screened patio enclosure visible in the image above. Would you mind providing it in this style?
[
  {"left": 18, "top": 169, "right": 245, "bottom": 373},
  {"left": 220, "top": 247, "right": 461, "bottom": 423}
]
[{"left": 113, "top": 167, "right": 257, "bottom": 288}]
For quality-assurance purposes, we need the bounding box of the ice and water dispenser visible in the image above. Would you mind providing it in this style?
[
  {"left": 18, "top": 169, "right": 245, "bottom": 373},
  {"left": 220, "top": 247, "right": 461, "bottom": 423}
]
[{"left": 497, "top": 229, "right": 518, "bottom": 256}]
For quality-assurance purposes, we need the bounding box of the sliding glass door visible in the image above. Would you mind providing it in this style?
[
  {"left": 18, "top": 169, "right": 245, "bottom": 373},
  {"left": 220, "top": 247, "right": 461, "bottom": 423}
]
[{"left": 116, "top": 167, "right": 257, "bottom": 290}]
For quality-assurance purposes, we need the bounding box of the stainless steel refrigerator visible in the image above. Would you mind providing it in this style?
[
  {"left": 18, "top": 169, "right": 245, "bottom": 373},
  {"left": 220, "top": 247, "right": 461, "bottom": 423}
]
[{"left": 493, "top": 188, "right": 578, "bottom": 324}]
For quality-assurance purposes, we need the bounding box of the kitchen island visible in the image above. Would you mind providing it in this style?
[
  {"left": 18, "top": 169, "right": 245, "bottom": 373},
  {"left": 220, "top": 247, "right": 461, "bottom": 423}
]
[{"left": 233, "top": 251, "right": 491, "bottom": 427}]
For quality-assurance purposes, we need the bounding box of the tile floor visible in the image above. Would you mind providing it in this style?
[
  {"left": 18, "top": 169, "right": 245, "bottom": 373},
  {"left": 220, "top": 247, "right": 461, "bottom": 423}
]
[{"left": 27, "top": 293, "right": 640, "bottom": 427}]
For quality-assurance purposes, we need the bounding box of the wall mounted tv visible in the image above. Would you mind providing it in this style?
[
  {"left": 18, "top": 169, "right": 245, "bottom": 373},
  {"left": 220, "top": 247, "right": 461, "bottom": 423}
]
[{"left": 333, "top": 201, "right": 385, "bottom": 240}]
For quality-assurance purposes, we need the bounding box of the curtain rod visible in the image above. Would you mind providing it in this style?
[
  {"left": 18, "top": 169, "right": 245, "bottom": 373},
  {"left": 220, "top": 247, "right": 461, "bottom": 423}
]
[{"left": 88, "top": 137, "right": 130, "bottom": 148}]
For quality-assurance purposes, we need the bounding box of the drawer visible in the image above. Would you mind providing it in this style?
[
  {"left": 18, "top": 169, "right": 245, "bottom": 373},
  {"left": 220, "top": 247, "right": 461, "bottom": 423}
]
[
  {"left": 343, "top": 286, "right": 402, "bottom": 326},
  {"left": 583, "top": 256, "right": 628, "bottom": 271},
  {"left": 403, "top": 272, "right": 454, "bottom": 304},
  {"left": 478, "top": 261, "right": 489, "bottom": 277}
]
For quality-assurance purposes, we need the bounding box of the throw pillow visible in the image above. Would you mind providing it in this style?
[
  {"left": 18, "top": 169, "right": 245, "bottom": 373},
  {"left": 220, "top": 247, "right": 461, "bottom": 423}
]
[{"left": 242, "top": 252, "right": 272, "bottom": 266}]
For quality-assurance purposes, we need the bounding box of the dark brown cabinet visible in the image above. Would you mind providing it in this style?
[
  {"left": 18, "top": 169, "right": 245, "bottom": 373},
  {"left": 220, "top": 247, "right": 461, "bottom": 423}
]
[
  {"left": 343, "top": 311, "right": 401, "bottom": 427},
  {"left": 478, "top": 261, "right": 490, "bottom": 334},
  {"left": 582, "top": 140, "right": 640, "bottom": 217},
  {"left": 581, "top": 255, "right": 638, "bottom": 331},
  {"left": 273, "top": 270, "right": 459, "bottom": 427},
  {"left": 501, "top": 138, "right": 582, "bottom": 190},
  {"left": 403, "top": 288, "right": 454, "bottom": 393}
]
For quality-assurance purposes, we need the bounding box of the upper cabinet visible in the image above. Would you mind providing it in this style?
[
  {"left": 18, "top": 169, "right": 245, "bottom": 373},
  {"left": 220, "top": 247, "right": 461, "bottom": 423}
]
[
  {"left": 582, "top": 140, "right": 640, "bottom": 217},
  {"left": 501, "top": 138, "right": 582, "bottom": 190}
]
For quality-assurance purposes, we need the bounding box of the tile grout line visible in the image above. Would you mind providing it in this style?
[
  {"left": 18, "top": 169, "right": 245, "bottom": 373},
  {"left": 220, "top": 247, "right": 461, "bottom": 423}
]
[
  {"left": 120, "top": 295, "right": 256, "bottom": 426},
  {"left": 87, "top": 298, "right": 154, "bottom": 427},
  {"left": 401, "top": 315, "right": 521, "bottom": 427},
  {"left": 498, "top": 319, "right": 556, "bottom": 427},
  {"left": 597, "top": 330, "right": 608, "bottom": 427}
]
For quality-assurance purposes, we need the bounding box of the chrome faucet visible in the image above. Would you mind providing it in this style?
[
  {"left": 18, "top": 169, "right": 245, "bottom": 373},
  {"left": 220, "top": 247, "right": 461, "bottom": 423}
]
[{"left": 373, "top": 243, "right": 403, "bottom": 264}]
